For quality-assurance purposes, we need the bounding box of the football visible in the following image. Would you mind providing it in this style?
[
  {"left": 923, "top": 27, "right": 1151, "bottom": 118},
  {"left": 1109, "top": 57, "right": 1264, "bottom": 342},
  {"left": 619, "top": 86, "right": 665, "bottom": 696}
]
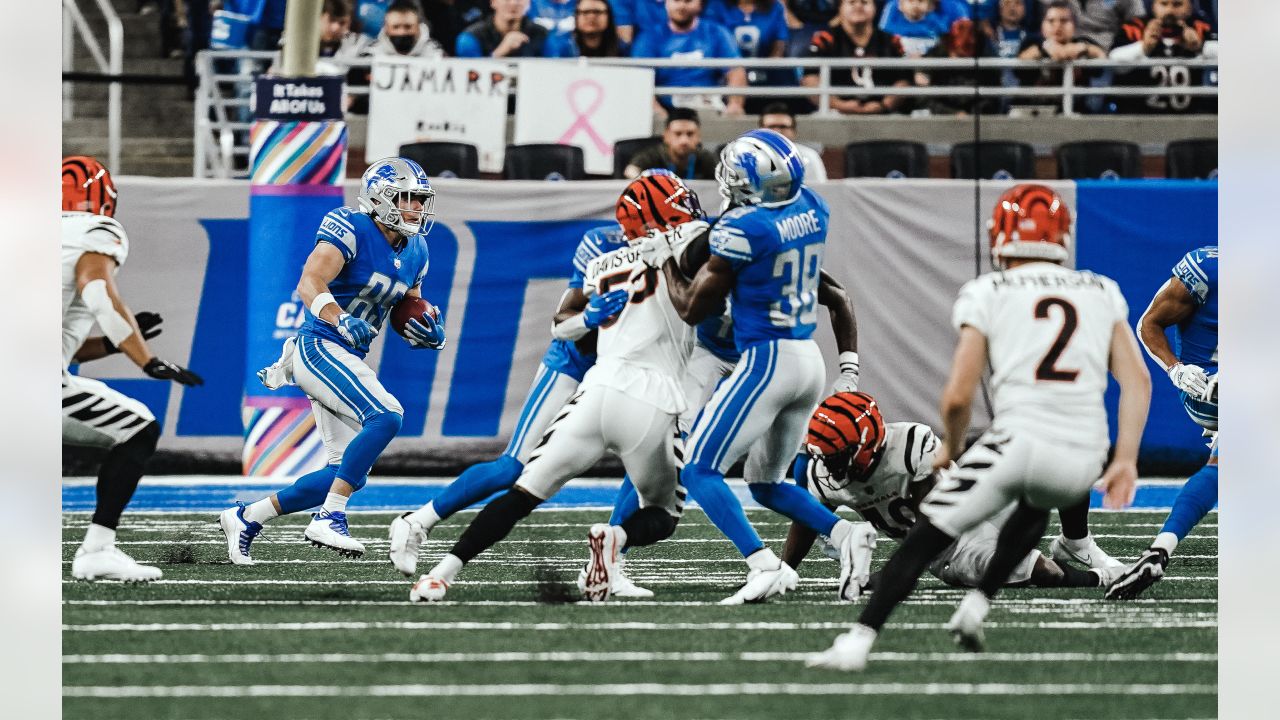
[{"left": 390, "top": 295, "right": 440, "bottom": 336}]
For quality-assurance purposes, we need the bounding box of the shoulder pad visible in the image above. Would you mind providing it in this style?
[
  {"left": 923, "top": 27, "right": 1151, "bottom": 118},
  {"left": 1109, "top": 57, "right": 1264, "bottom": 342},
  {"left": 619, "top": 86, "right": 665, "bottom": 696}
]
[
  {"left": 66, "top": 214, "right": 130, "bottom": 265},
  {"left": 1173, "top": 248, "right": 1215, "bottom": 304},
  {"left": 317, "top": 207, "right": 360, "bottom": 261}
]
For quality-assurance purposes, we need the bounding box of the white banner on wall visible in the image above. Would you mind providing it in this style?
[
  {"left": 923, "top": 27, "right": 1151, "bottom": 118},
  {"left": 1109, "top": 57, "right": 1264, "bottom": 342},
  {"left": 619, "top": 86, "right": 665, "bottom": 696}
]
[
  {"left": 513, "top": 62, "right": 656, "bottom": 175},
  {"left": 367, "top": 57, "right": 512, "bottom": 173}
]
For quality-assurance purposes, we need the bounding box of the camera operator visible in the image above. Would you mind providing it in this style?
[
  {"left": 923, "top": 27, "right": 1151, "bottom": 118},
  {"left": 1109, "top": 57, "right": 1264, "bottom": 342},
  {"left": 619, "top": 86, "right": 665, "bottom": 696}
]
[{"left": 1109, "top": 0, "right": 1216, "bottom": 114}]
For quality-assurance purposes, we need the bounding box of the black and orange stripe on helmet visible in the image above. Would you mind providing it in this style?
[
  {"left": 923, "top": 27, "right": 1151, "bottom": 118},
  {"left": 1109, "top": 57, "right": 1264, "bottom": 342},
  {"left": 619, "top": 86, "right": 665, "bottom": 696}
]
[
  {"left": 988, "top": 183, "right": 1070, "bottom": 264},
  {"left": 63, "top": 155, "right": 118, "bottom": 217},
  {"left": 806, "top": 391, "right": 886, "bottom": 481},
  {"left": 615, "top": 171, "right": 703, "bottom": 241}
]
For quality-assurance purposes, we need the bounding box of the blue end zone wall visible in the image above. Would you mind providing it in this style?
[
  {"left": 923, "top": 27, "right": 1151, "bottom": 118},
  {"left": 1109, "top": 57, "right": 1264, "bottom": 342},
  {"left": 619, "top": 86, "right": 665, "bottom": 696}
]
[{"left": 1074, "top": 180, "right": 1218, "bottom": 470}]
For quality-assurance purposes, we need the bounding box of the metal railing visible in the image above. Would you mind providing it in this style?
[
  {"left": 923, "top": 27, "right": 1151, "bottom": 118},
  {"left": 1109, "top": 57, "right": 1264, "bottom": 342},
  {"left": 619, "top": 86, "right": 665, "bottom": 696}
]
[
  {"left": 63, "top": 0, "right": 123, "bottom": 173},
  {"left": 194, "top": 51, "right": 1218, "bottom": 179}
]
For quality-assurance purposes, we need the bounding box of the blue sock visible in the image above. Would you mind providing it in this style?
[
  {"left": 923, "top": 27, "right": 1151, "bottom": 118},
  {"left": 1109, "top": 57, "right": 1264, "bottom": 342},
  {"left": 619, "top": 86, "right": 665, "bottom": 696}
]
[
  {"left": 749, "top": 481, "right": 840, "bottom": 537},
  {"left": 335, "top": 412, "right": 403, "bottom": 490},
  {"left": 609, "top": 476, "right": 641, "bottom": 526},
  {"left": 682, "top": 464, "right": 764, "bottom": 557},
  {"left": 1159, "top": 463, "right": 1218, "bottom": 541},
  {"left": 275, "top": 464, "right": 339, "bottom": 515},
  {"left": 433, "top": 454, "right": 524, "bottom": 519}
]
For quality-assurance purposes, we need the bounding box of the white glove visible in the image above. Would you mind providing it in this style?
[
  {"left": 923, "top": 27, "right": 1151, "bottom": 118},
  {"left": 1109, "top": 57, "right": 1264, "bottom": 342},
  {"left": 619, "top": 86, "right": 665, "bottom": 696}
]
[
  {"left": 832, "top": 351, "right": 860, "bottom": 394},
  {"left": 667, "top": 219, "right": 711, "bottom": 258},
  {"left": 1202, "top": 373, "right": 1218, "bottom": 403},
  {"left": 1168, "top": 363, "right": 1209, "bottom": 398},
  {"left": 637, "top": 230, "right": 674, "bottom": 268}
]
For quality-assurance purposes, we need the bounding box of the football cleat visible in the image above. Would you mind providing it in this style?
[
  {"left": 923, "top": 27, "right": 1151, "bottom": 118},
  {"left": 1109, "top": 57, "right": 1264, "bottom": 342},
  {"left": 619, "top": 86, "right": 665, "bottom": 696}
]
[
  {"left": 945, "top": 590, "right": 990, "bottom": 652},
  {"left": 719, "top": 562, "right": 799, "bottom": 605},
  {"left": 836, "top": 521, "right": 877, "bottom": 602},
  {"left": 577, "top": 557, "right": 654, "bottom": 599},
  {"left": 387, "top": 512, "right": 427, "bottom": 577},
  {"left": 1049, "top": 533, "right": 1124, "bottom": 570},
  {"left": 1105, "top": 547, "right": 1170, "bottom": 601},
  {"left": 1090, "top": 562, "right": 1127, "bottom": 589},
  {"left": 409, "top": 574, "right": 449, "bottom": 603},
  {"left": 806, "top": 624, "right": 876, "bottom": 671},
  {"left": 581, "top": 524, "right": 625, "bottom": 602},
  {"left": 304, "top": 510, "right": 365, "bottom": 557},
  {"left": 218, "top": 503, "right": 263, "bottom": 566},
  {"left": 71, "top": 545, "right": 163, "bottom": 582}
]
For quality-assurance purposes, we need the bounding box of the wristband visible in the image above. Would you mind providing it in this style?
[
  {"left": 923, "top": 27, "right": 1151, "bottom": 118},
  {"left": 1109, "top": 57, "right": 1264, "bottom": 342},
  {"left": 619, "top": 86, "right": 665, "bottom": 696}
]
[
  {"left": 311, "top": 292, "right": 338, "bottom": 318},
  {"left": 552, "top": 313, "right": 590, "bottom": 341},
  {"left": 839, "top": 350, "right": 860, "bottom": 372}
]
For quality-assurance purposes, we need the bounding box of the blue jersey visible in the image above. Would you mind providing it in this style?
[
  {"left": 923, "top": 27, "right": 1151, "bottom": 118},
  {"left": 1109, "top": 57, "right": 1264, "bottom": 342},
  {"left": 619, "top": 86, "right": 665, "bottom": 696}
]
[
  {"left": 709, "top": 186, "right": 829, "bottom": 351},
  {"left": 1172, "top": 246, "right": 1218, "bottom": 374},
  {"left": 540, "top": 224, "right": 628, "bottom": 381},
  {"left": 697, "top": 312, "right": 741, "bottom": 362},
  {"left": 703, "top": 0, "right": 790, "bottom": 58},
  {"left": 298, "top": 207, "right": 430, "bottom": 358},
  {"left": 630, "top": 19, "right": 742, "bottom": 89},
  {"left": 528, "top": 0, "right": 577, "bottom": 36},
  {"left": 879, "top": 0, "right": 968, "bottom": 56},
  {"left": 614, "top": 0, "right": 668, "bottom": 33}
]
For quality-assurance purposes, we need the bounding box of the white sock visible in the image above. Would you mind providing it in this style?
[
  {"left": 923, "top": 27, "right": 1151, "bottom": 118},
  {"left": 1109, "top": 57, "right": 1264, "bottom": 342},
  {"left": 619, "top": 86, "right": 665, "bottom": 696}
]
[
  {"left": 746, "top": 547, "right": 782, "bottom": 572},
  {"left": 1152, "top": 531, "right": 1179, "bottom": 555},
  {"left": 243, "top": 498, "right": 279, "bottom": 525},
  {"left": 321, "top": 492, "right": 349, "bottom": 513},
  {"left": 829, "top": 519, "right": 853, "bottom": 547},
  {"left": 81, "top": 523, "right": 116, "bottom": 552},
  {"left": 406, "top": 501, "right": 442, "bottom": 531},
  {"left": 432, "top": 553, "right": 464, "bottom": 583}
]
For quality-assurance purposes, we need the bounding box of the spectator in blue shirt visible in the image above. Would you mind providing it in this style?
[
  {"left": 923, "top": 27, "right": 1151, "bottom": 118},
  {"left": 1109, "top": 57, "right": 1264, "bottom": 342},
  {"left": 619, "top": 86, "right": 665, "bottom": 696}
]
[
  {"left": 457, "top": 0, "right": 550, "bottom": 56},
  {"left": 879, "top": 0, "right": 970, "bottom": 56},
  {"left": 631, "top": 0, "right": 748, "bottom": 115},
  {"left": 356, "top": 0, "right": 395, "bottom": 39},
  {"left": 705, "top": 0, "right": 792, "bottom": 111},
  {"left": 615, "top": 0, "right": 671, "bottom": 44},
  {"left": 528, "top": 0, "right": 578, "bottom": 36},
  {"left": 544, "top": 0, "right": 627, "bottom": 56}
]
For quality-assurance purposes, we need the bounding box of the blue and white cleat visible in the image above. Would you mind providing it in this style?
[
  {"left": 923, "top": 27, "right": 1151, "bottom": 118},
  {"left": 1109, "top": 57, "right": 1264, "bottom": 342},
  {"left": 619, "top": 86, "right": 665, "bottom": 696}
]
[
  {"left": 304, "top": 510, "right": 366, "bottom": 557},
  {"left": 218, "top": 502, "right": 263, "bottom": 566}
]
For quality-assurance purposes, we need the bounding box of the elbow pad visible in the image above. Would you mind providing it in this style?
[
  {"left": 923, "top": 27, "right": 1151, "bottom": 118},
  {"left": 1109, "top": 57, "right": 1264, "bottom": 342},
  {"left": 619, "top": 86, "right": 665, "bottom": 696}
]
[
  {"left": 552, "top": 313, "right": 591, "bottom": 341},
  {"left": 81, "top": 279, "right": 134, "bottom": 345}
]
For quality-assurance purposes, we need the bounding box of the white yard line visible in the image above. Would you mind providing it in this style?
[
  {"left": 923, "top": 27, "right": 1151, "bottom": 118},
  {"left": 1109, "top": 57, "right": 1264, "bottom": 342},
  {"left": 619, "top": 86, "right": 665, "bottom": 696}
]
[
  {"left": 61, "top": 597, "right": 1218, "bottom": 608},
  {"left": 61, "top": 620, "right": 1218, "bottom": 632},
  {"left": 58, "top": 534, "right": 1218, "bottom": 546},
  {"left": 60, "top": 576, "right": 1217, "bottom": 586}
]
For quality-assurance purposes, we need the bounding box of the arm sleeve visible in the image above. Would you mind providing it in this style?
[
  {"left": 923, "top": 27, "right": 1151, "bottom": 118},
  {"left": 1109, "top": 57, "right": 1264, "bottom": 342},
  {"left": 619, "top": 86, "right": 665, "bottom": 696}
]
[
  {"left": 1172, "top": 251, "right": 1210, "bottom": 305},
  {"left": 708, "top": 212, "right": 754, "bottom": 270},
  {"left": 950, "top": 278, "right": 991, "bottom": 334},
  {"left": 454, "top": 31, "right": 482, "bottom": 58},
  {"left": 315, "top": 209, "right": 359, "bottom": 261}
]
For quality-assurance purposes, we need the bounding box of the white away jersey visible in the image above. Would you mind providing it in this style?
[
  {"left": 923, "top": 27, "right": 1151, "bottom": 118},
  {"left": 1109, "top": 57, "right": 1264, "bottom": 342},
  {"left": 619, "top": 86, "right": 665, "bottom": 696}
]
[
  {"left": 62, "top": 212, "right": 130, "bottom": 370},
  {"left": 952, "top": 263, "right": 1128, "bottom": 448},
  {"left": 802, "top": 422, "right": 939, "bottom": 538},
  {"left": 580, "top": 244, "right": 695, "bottom": 414}
]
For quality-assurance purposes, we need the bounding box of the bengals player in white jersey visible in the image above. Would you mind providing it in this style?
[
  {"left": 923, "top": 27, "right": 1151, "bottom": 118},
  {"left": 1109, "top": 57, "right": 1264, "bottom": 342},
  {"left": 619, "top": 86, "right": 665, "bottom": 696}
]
[
  {"left": 809, "top": 184, "right": 1151, "bottom": 671},
  {"left": 62, "top": 156, "right": 203, "bottom": 582},
  {"left": 409, "top": 174, "right": 703, "bottom": 603}
]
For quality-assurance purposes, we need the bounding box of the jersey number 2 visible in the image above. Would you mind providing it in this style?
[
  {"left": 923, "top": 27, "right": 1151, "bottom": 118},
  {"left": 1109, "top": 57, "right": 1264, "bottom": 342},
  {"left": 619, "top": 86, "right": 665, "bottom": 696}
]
[{"left": 1033, "top": 297, "right": 1079, "bottom": 382}]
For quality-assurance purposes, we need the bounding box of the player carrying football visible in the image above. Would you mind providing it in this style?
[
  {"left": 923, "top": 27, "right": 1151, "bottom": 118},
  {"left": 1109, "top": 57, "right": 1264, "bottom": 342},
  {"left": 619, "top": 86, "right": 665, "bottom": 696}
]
[
  {"left": 219, "top": 157, "right": 445, "bottom": 563},
  {"left": 62, "top": 156, "right": 204, "bottom": 582},
  {"left": 809, "top": 184, "right": 1152, "bottom": 670}
]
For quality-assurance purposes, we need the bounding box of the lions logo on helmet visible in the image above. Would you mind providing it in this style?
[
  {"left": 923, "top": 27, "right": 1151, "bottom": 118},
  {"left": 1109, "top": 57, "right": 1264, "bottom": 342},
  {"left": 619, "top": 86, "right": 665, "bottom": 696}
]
[
  {"left": 358, "top": 157, "right": 436, "bottom": 237},
  {"left": 715, "top": 129, "right": 805, "bottom": 208}
]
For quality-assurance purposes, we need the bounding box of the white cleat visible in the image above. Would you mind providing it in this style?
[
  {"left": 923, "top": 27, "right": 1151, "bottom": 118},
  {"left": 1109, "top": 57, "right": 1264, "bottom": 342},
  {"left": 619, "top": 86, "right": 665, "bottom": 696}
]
[
  {"left": 388, "top": 513, "right": 427, "bottom": 577},
  {"left": 836, "top": 521, "right": 877, "bottom": 602},
  {"left": 1049, "top": 533, "right": 1123, "bottom": 570},
  {"left": 304, "top": 510, "right": 366, "bottom": 558},
  {"left": 581, "top": 524, "right": 625, "bottom": 602},
  {"left": 577, "top": 557, "right": 654, "bottom": 599},
  {"left": 71, "top": 545, "right": 163, "bottom": 582},
  {"left": 409, "top": 574, "right": 449, "bottom": 603},
  {"left": 218, "top": 503, "right": 262, "bottom": 566},
  {"left": 806, "top": 624, "right": 877, "bottom": 671},
  {"left": 945, "top": 590, "right": 990, "bottom": 652},
  {"left": 720, "top": 562, "right": 799, "bottom": 605}
]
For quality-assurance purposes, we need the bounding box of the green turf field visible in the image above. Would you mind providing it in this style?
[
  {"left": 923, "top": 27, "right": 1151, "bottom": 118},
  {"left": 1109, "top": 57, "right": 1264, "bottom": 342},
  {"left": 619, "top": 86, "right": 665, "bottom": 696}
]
[{"left": 62, "top": 508, "right": 1217, "bottom": 720}]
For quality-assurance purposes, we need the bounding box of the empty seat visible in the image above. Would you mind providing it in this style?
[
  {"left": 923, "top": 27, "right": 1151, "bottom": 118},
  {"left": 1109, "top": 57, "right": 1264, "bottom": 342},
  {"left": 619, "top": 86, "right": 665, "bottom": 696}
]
[
  {"left": 844, "top": 141, "right": 929, "bottom": 179},
  {"left": 397, "top": 141, "right": 480, "bottom": 180},
  {"left": 1056, "top": 141, "right": 1142, "bottom": 179},
  {"left": 1165, "top": 139, "right": 1217, "bottom": 179},
  {"left": 503, "top": 143, "right": 586, "bottom": 181},
  {"left": 613, "top": 136, "right": 661, "bottom": 179},
  {"left": 950, "top": 141, "right": 1035, "bottom": 180}
]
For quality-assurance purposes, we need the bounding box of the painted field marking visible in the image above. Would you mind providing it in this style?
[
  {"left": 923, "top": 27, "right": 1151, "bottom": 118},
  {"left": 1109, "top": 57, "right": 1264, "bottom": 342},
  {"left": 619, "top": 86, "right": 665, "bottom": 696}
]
[
  {"left": 61, "top": 620, "right": 1219, "bottom": 633},
  {"left": 62, "top": 597, "right": 1218, "bottom": 608}
]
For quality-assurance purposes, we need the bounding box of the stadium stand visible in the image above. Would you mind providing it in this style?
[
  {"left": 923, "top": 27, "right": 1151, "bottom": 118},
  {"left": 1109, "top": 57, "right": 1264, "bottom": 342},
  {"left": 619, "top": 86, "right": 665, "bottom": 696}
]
[
  {"left": 1165, "top": 138, "right": 1218, "bottom": 179},
  {"left": 1056, "top": 140, "right": 1143, "bottom": 179},
  {"left": 843, "top": 140, "right": 930, "bottom": 179},
  {"left": 398, "top": 141, "right": 482, "bottom": 179},
  {"left": 950, "top": 140, "right": 1036, "bottom": 179},
  {"left": 503, "top": 143, "right": 587, "bottom": 180}
]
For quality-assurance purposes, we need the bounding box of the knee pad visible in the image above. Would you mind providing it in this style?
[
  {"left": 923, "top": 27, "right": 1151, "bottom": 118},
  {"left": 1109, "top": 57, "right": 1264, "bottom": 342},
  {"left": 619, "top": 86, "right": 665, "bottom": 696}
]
[
  {"left": 116, "top": 421, "right": 160, "bottom": 462},
  {"left": 366, "top": 411, "right": 403, "bottom": 436}
]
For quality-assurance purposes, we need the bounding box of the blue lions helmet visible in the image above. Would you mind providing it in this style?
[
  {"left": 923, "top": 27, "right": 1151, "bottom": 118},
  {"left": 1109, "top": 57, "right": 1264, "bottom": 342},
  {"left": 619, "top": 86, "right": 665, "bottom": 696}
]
[
  {"left": 715, "top": 129, "right": 805, "bottom": 207},
  {"left": 358, "top": 157, "right": 436, "bottom": 236}
]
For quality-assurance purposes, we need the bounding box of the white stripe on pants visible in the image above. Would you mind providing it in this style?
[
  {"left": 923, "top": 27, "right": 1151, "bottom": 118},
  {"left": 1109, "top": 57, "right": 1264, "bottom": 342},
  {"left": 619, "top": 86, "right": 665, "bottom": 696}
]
[{"left": 290, "top": 336, "right": 402, "bottom": 466}]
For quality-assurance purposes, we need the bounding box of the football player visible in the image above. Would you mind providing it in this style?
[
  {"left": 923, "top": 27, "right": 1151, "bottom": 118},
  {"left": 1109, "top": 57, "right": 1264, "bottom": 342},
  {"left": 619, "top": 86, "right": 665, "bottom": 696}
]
[
  {"left": 641, "top": 130, "right": 877, "bottom": 605},
  {"left": 408, "top": 175, "right": 705, "bottom": 603},
  {"left": 809, "top": 184, "right": 1151, "bottom": 670},
  {"left": 219, "top": 158, "right": 445, "bottom": 563},
  {"left": 62, "top": 156, "right": 204, "bottom": 582},
  {"left": 1107, "top": 245, "right": 1218, "bottom": 600},
  {"left": 784, "top": 392, "right": 1118, "bottom": 591}
]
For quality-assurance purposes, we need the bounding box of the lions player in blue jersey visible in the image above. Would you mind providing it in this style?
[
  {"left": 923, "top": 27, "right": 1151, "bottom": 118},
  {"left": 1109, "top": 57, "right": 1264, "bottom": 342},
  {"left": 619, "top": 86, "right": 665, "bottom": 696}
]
[
  {"left": 645, "top": 129, "right": 877, "bottom": 604},
  {"left": 1108, "top": 245, "right": 1218, "bottom": 599},
  {"left": 219, "top": 158, "right": 445, "bottom": 564}
]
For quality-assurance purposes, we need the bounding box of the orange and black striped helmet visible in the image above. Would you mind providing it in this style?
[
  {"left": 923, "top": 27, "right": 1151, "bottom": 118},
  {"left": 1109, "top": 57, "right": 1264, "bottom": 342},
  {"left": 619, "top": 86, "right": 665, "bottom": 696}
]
[
  {"left": 63, "top": 156, "right": 118, "bottom": 217},
  {"left": 988, "top": 183, "right": 1070, "bottom": 266},
  {"left": 615, "top": 169, "right": 703, "bottom": 242},
  {"left": 806, "top": 392, "right": 886, "bottom": 482}
]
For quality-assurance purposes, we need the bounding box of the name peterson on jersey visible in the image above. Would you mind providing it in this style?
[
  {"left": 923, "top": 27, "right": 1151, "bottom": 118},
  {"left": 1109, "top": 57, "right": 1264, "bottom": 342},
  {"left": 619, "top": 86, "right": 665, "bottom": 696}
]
[{"left": 62, "top": 211, "right": 130, "bottom": 371}]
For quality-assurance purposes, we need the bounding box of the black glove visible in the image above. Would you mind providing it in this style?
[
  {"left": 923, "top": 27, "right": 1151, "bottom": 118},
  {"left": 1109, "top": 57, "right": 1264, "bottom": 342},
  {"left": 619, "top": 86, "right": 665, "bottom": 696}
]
[
  {"left": 144, "top": 357, "right": 204, "bottom": 386},
  {"left": 104, "top": 311, "right": 164, "bottom": 354}
]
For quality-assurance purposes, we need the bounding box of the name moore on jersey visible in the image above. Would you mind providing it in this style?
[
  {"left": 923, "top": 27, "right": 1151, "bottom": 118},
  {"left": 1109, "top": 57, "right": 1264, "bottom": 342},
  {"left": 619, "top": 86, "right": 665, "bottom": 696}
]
[{"left": 62, "top": 212, "right": 130, "bottom": 369}]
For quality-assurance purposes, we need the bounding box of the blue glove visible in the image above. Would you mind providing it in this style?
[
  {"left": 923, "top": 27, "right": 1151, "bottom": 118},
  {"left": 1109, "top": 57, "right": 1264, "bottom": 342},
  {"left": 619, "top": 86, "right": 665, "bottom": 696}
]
[
  {"left": 583, "top": 289, "right": 630, "bottom": 329},
  {"left": 404, "top": 309, "right": 446, "bottom": 350},
  {"left": 335, "top": 312, "right": 377, "bottom": 351}
]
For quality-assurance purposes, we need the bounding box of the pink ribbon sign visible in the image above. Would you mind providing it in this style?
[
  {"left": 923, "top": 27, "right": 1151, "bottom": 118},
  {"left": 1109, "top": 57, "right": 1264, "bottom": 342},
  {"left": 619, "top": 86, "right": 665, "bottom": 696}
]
[{"left": 557, "top": 79, "right": 612, "bottom": 155}]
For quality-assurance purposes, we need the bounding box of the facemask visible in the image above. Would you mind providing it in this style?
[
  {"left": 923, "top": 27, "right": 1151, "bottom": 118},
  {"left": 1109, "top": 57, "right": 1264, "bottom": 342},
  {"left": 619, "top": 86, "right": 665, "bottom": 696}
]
[{"left": 389, "top": 34, "right": 418, "bottom": 54}]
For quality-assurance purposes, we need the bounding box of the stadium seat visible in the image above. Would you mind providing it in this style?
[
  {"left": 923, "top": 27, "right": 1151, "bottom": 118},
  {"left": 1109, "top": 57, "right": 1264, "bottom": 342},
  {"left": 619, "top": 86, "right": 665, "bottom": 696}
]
[
  {"left": 950, "top": 141, "right": 1035, "bottom": 180},
  {"left": 613, "top": 136, "right": 661, "bottom": 179},
  {"left": 1056, "top": 141, "right": 1143, "bottom": 179},
  {"left": 844, "top": 141, "right": 929, "bottom": 179},
  {"left": 504, "top": 144, "right": 586, "bottom": 181},
  {"left": 398, "top": 141, "right": 480, "bottom": 180},
  {"left": 1165, "top": 139, "right": 1218, "bottom": 179}
]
